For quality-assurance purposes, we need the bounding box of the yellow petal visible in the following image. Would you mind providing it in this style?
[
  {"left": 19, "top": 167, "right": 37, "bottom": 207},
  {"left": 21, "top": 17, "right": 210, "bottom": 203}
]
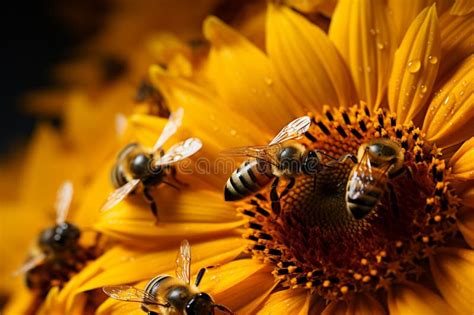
[
  {"left": 450, "top": 0, "right": 474, "bottom": 15},
  {"left": 430, "top": 247, "right": 474, "bottom": 313},
  {"left": 387, "top": 281, "right": 455, "bottom": 315},
  {"left": 266, "top": 4, "right": 357, "bottom": 112},
  {"left": 76, "top": 236, "right": 246, "bottom": 293},
  {"left": 322, "top": 293, "right": 386, "bottom": 314},
  {"left": 149, "top": 65, "right": 266, "bottom": 145},
  {"left": 460, "top": 185, "right": 474, "bottom": 208},
  {"left": 283, "top": 0, "right": 337, "bottom": 16},
  {"left": 2, "top": 284, "right": 38, "bottom": 315},
  {"left": 329, "top": 0, "right": 395, "bottom": 111},
  {"left": 458, "top": 207, "right": 474, "bottom": 248},
  {"left": 448, "top": 137, "right": 474, "bottom": 181},
  {"left": 423, "top": 55, "right": 474, "bottom": 149},
  {"left": 438, "top": 11, "right": 474, "bottom": 77},
  {"left": 257, "top": 288, "right": 314, "bottom": 315},
  {"left": 199, "top": 259, "right": 276, "bottom": 313},
  {"left": 203, "top": 16, "right": 304, "bottom": 133},
  {"left": 388, "top": 0, "right": 437, "bottom": 45},
  {"left": 388, "top": 4, "right": 440, "bottom": 124}
]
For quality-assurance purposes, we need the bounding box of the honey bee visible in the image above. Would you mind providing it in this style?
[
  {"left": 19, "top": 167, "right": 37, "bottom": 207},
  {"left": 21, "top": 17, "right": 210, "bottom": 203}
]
[
  {"left": 103, "top": 240, "right": 233, "bottom": 315},
  {"left": 224, "top": 116, "right": 352, "bottom": 206},
  {"left": 345, "top": 138, "right": 405, "bottom": 220},
  {"left": 15, "top": 181, "right": 98, "bottom": 296},
  {"left": 102, "top": 108, "right": 202, "bottom": 220}
]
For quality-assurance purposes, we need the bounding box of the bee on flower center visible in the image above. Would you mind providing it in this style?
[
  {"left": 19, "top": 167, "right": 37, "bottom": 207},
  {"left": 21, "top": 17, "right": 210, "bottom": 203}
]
[
  {"left": 345, "top": 138, "right": 406, "bottom": 219},
  {"left": 224, "top": 116, "right": 354, "bottom": 215}
]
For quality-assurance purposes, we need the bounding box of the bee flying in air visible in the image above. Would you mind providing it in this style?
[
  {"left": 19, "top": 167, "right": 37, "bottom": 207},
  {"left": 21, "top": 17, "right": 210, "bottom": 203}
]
[
  {"left": 346, "top": 138, "right": 405, "bottom": 220},
  {"left": 15, "top": 181, "right": 98, "bottom": 296},
  {"left": 102, "top": 108, "right": 202, "bottom": 220},
  {"left": 224, "top": 116, "right": 353, "bottom": 214},
  {"left": 103, "top": 240, "right": 233, "bottom": 315}
]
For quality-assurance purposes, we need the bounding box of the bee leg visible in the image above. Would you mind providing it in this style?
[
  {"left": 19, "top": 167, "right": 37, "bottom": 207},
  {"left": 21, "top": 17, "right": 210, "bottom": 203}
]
[
  {"left": 338, "top": 153, "right": 358, "bottom": 164},
  {"left": 270, "top": 177, "right": 281, "bottom": 216},
  {"left": 170, "top": 166, "right": 189, "bottom": 188},
  {"left": 280, "top": 177, "right": 296, "bottom": 199},
  {"left": 143, "top": 188, "right": 159, "bottom": 222},
  {"left": 387, "top": 183, "right": 400, "bottom": 219},
  {"left": 214, "top": 304, "right": 234, "bottom": 314},
  {"left": 195, "top": 267, "right": 207, "bottom": 287},
  {"left": 162, "top": 180, "right": 180, "bottom": 191}
]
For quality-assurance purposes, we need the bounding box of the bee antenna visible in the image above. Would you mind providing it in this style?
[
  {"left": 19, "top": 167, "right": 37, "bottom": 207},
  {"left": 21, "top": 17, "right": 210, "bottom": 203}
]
[
  {"left": 194, "top": 267, "right": 206, "bottom": 287},
  {"left": 214, "top": 304, "right": 234, "bottom": 314}
]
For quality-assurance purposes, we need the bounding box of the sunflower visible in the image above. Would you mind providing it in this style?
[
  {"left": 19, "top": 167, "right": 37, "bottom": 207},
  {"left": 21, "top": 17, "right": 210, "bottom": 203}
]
[
  {"left": 76, "top": 1, "right": 473, "bottom": 314},
  {"left": 3, "top": 0, "right": 473, "bottom": 314}
]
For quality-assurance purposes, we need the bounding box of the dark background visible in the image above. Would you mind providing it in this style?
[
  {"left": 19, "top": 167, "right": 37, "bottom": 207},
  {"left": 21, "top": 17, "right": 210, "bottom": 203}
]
[{"left": 0, "top": 0, "right": 105, "bottom": 156}]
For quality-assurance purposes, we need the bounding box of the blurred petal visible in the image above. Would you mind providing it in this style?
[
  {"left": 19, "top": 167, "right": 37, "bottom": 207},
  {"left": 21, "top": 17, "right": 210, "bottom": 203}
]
[
  {"left": 423, "top": 56, "right": 474, "bottom": 148},
  {"left": 266, "top": 4, "right": 357, "bottom": 112},
  {"left": 458, "top": 207, "right": 474, "bottom": 248},
  {"left": 438, "top": 11, "right": 474, "bottom": 77},
  {"left": 388, "top": 281, "right": 455, "bottom": 315},
  {"left": 388, "top": 5, "right": 440, "bottom": 124},
  {"left": 149, "top": 66, "right": 267, "bottom": 157},
  {"left": 430, "top": 247, "right": 474, "bottom": 313},
  {"left": 329, "top": 0, "right": 395, "bottom": 111},
  {"left": 203, "top": 16, "right": 304, "bottom": 132},
  {"left": 284, "top": 0, "right": 337, "bottom": 16},
  {"left": 448, "top": 137, "right": 474, "bottom": 181},
  {"left": 257, "top": 288, "right": 314, "bottom": 315},
  {"left": 322, "top": 293, "right": 386, "bottom": 314},
  {"left": 450, "top": 0, "right": 474, "bottom": 15},
  {"left": 76, "top": 236, "right": 245, "bottom": 293}
]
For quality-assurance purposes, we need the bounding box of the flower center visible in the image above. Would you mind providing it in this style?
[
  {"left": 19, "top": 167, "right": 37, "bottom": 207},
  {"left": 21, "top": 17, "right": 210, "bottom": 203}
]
[{"left": 238, "top": 105, "right": 460, "bottom": 301}]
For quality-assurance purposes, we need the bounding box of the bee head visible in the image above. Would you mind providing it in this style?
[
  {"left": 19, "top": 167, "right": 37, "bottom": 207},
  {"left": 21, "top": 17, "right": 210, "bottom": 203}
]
[
  {"left": 38, "top": 222, "right": 81, "bottom": 253},
  {"left": 185, "top": 292, "right": 215, "bottom": 315}
]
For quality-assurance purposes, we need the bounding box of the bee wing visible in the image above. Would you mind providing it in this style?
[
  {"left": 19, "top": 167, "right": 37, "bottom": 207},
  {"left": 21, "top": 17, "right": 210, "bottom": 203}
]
[
  {"left": 115, "top": 113, "right": 128, "bottom": 137},
  {"left": 13, "top": 253, "right": 47, "bottom": 276},
  {"left": 55, "top": 181, "right": 74, "bottom": 225},
  {"left": 347, "top": 151, "right": 390, "bottom": 200},
  {"left": 101, "top": 179, "right": 140, "bottom": 212},
  {"left": 175, "top": 240, "right": 191, "bottom": 285},
  {"left": 269, "top": 116, "right": 311, "bottom": 145},
  {"left": 102, "top": 285, "right": 168, "bottom": 306},
  {"left": 153, "top": 138, "right": 202, "bottom": 167},
  {"left": 152, "top": 107, "right": 184, "bottom": 152},
  {"left": 221, "top": 144, "right": 281, "bottom": 167}
]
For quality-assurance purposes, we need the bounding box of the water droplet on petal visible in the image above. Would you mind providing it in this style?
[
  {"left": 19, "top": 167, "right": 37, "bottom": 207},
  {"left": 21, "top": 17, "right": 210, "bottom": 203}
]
[
  {"left": 377, "top": 42, "right": 385, "bottom": 50},
  {"left": 407, "top": 60, "right": 421, "bottom": 73},
  {"left": 443, "top": 96, "right": 450, "bottom": 105},
  {"left": 428, "top": 55, "right": 438, "bottom": 64},
  {"left": 460, "top": 90, "right": 465, "bottom": 97},
  {"left": 230, "top": 129, "right": 237, "bottom": 136},
  {"left": 264, "top": 77, "right": 273, "bottom": 86},
  {"left": 420, "top": 85, "right": 427, "bottom": 93}
]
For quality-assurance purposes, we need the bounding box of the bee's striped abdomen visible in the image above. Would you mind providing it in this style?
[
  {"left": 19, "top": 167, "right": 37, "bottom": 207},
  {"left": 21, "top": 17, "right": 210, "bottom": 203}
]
[
  {"left": 110, "top": 143, "right": 139, "bottom": 188},
  {"left": 224, "top": 159, "right": 273, "bottom": 201}
]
